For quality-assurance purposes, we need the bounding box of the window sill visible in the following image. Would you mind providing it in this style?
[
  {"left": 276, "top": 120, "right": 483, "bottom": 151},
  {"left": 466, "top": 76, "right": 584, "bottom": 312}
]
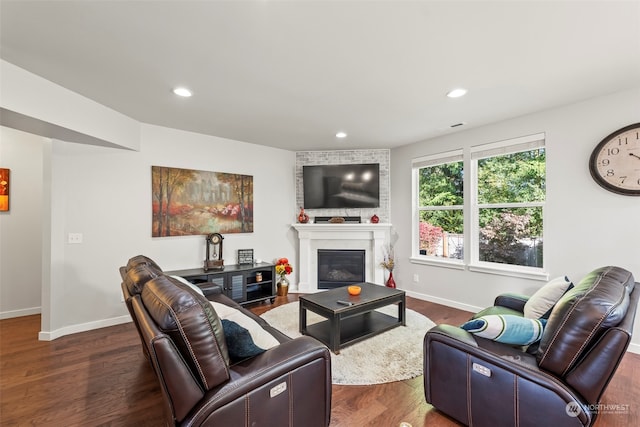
[
  {"left": 409, "top": 257, "right": 549, "bottom": 281},
  {"left": 410, "top": 256, "right": 465, "bottom": 270},
  {"left": 468, "top": 262, "right": 549, "bottom": 281}
]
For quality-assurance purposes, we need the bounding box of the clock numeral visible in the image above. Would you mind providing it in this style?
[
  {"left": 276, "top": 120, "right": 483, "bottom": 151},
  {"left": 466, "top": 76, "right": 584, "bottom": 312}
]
[
  {"left": 617, "top": 137, "right": 628, "bottom": 146},
  {"left": 601, "top": 159, "right": 610, "bottom": 166},
  {"left": 606, "top": 169, "right": 615, "bottom": 177},
  {"left": 607, "top": 148, "right": 620, "bottom": 155},
  {"left": 619, "top": 176, "right": 627, "bottom": 184}
]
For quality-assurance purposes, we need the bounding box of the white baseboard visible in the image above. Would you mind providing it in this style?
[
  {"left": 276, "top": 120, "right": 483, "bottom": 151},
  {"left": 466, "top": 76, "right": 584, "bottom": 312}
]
[
  {"left": 0, "top": 306, "right": 41, "bottom": 319},
  {"left": 627, "top": 342, "right": 640, "bottom": 354},
  {"left": 38, "top": 315, "right": 132, "bottom": 341},
  {"left": 404, "top": 289, "right": 483, "bottom": 314}
]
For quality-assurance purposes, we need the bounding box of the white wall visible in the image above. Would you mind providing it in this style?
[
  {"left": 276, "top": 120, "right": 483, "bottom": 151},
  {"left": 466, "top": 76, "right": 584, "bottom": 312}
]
[
  {"left": 0, "top": 127, "right": 44, "bottom": 318},
  {"left": 390, "top": 87, "right": 640, "bottom": 352},
  {"left": 39, "top": 124, "right": 297, "bottom": 339}
]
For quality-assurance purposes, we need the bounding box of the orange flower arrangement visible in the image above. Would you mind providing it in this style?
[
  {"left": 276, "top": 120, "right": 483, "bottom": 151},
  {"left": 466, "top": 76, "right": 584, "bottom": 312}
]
[{"left": 275, "top": 257, "right": 293, "bottom": 280}]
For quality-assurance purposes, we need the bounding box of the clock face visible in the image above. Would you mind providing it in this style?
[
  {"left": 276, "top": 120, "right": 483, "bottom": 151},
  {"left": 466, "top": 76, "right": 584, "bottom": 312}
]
[
  {"left": 589, "top": 123, "right": 640, "bottom": 196},
  {"left": 210, "top": 233, "right": 222, "bottom": 244}
]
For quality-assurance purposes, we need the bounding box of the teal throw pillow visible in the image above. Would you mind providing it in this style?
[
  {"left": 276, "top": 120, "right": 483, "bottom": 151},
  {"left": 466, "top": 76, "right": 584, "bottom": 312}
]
[
  {"left": 221, "top": 319, "right": 266, "bottom": 363},
  {"left": 461, "top": 314, "right": 546, "bottom": 345}
]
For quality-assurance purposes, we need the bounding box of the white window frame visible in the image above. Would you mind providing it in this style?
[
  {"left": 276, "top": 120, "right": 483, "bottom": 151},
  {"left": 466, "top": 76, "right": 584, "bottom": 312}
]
[
  {"left": 411, "top": 149, "right": 465, "bottom": 270},
  {"left": 411, "top": 134, "right": 548, "bottom": 280}
]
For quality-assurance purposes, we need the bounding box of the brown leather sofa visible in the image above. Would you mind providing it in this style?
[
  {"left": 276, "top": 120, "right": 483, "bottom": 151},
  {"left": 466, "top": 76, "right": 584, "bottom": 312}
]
[
  {"left": 424, "top": 266, "right": 638, "bottom": 427},
  {"left": 120, "top": 255, "right": 332, "bottom": 427}
]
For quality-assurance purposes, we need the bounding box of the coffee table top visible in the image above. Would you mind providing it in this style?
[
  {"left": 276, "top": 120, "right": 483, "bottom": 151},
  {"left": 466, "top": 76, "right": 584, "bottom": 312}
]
[{"left": 299, "top": 282, "right": 404, "bottom": 311}]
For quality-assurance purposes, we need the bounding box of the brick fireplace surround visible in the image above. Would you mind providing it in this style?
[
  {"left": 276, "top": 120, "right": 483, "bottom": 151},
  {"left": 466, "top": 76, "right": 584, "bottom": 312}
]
[{"left": 292, "top": 223, "right": 392, "bottom": 293}]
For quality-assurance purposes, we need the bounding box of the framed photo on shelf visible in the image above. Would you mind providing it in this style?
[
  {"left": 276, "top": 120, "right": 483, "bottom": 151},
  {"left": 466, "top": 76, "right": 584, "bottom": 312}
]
[{"left": 237, "top": 249, "right": 254, "bottom": 265}]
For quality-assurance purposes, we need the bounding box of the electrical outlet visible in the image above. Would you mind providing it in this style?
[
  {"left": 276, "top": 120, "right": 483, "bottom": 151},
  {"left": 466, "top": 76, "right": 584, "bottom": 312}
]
[
  {"left": 68, "top": 233, "right": 83, "bottom": 244},
  {"left": 413, "top": 274, "right": 419, "bottom": 283}
]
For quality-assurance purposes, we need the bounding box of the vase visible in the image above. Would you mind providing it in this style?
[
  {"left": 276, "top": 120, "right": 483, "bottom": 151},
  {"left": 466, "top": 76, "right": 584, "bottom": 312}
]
[
  {"left": 298, "top": 207, "right": 309, "bottom": 223},
  {"left": 386, "top": 271, "right": 396, "bottom": 288},
  {"left": 277, "top": 276, "right": 290, "bottom": 296}
]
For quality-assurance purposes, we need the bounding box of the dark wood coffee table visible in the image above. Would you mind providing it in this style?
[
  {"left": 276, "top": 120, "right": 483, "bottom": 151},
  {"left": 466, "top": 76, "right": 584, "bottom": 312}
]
[{"left": 299, "top": 282, "right": 406, "bottom": 354}]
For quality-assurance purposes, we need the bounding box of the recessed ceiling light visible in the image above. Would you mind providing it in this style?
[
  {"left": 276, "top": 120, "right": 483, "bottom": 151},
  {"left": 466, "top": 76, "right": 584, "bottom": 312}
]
[
  {"left": 336, "top": 132, "right": 347, "bottom": 138},
  {"left": 446, "top": 88, "right": 467, "bottom": 98},
  {"left": 173, "top": 87, "right": 192, "bottom": 97}
]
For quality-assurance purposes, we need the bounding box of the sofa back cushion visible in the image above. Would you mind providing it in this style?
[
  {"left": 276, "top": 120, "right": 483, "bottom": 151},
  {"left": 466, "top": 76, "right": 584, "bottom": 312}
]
[
  {"left": 126, "top": 254, "right": 163, "bottom": 272},
  {"left": 142, "top": 275, "right": 231, "bottom": 390},
  {"left": 123, "top": 263, "right": 163, "bottom": 296},
  {"left": 536, "top": 266, "right": 635, "bottom": 376}
]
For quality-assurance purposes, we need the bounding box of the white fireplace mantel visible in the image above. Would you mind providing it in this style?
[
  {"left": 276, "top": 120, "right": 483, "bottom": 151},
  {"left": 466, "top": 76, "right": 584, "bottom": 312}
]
[{"left": 292, "top": 223, "right": 392, "bottom": 293}]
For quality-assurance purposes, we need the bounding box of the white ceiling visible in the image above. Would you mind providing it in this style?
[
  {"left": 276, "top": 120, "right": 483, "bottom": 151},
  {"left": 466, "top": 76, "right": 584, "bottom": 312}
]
[{"left": 1, "top": 1, "right": 639, "bottom": 151}]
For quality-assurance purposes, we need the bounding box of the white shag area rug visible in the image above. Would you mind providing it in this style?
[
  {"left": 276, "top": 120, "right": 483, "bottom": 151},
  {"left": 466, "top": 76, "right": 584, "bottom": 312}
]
[{"left": 260, "top": 301, "right": 436, "bottom": 385}]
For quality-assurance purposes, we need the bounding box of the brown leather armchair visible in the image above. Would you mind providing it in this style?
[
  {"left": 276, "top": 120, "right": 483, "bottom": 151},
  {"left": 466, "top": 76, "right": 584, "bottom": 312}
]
[
  {"left": 120, "top": 256, "right": 332, "bottom": 426},
  {"left": 424, "top": 266, "right": 638, "bottom": 427}
]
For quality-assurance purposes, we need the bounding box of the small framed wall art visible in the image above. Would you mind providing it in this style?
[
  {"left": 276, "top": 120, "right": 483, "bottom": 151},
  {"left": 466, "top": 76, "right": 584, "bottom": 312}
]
[{"left": 0, "top": 168, "right": 9, "bottom": 211}]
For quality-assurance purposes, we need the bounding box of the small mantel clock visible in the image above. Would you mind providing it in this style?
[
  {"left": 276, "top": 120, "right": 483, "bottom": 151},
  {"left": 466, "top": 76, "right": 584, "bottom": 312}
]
[
  {"left": 204, "top": 233, "right": 224, "bottom": 271},
  {"left": 589, "top": 123, "right": 640, "bottom": 196}
]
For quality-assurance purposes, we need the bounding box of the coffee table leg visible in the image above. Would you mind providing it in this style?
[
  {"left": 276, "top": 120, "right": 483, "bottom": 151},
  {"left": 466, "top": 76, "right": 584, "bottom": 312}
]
[
  {"left": 399, "top": 298, "right": 406, "bottom": 326},
  {"left": 299, "top": 303, "right": 307, "bottom": 335},
  {"left": 331, "top": 315, "right": 340, "bottom": 354}
]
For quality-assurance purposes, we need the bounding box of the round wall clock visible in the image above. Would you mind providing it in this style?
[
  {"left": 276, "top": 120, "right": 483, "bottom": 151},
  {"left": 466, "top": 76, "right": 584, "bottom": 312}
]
[{"left": 589, "top": 123, "right": 640, "bottom": 196}]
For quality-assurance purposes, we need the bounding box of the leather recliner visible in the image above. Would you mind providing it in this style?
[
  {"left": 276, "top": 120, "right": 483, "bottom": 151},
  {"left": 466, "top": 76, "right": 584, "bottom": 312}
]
[
  {"left": 423, "top": 266, "right": 638, "bottom": 427},
  {"left": 120, "top": 256, "right": 332, "bottom": 427}
]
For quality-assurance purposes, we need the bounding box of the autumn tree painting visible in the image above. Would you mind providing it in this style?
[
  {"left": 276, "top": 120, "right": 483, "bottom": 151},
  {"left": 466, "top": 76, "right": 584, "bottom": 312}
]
[{"left": 152, "top": 166, "right": 253, "bottom": 237}]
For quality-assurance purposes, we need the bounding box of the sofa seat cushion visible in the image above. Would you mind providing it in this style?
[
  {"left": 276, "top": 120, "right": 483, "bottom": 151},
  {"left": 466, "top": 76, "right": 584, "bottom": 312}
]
[
  {"left": 537, "top": 266, "right": 635, "bottom": 376},
  {"left": 523, "top": 276, "right": 573, "bottom": 319},
  {"left": 211, "top": 302, "right": 280, "bottom": 357},
  {"left": 142, "top": 275, "right": 231, "bottom": 390},
  {"left": 461, "top": 314, "right": 546, "bottom": 345}
]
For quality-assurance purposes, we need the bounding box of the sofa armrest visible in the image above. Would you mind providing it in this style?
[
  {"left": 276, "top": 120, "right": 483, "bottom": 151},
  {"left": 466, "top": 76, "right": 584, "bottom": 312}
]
[
  {"left": 185, "top": 336, "right": 332, "bottom": 426},
  {"left": 494, "top": 292, "right": 529, "bottom": 312},
  {"left": 200, "top": 282, "right": 223, "bottom": 298}
]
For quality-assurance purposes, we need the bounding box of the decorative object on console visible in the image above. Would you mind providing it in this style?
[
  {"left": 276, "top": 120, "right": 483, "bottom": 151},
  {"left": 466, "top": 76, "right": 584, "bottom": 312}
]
[
  {"left": 151, "top": 165, "right": 254, "bottom": 237},
  {"left": 348, "top": 285, "right": 361, "bottom": 296},
  {"left": 297, "top": 207, "right": 310, "bottom": 223},
  {"left": 380, "top": 245, "right": 396, "bottom": 288},
  {"left": 275, "top": 257, "right": 293, "bottom": 296},
  {"left": 370, "top": 214, "right": 379, "bottom": 223},
  {"left": 314, "top": 216, "right": 361, "bottom": 223},
  {"left": 237, "top": 248, "right": 254, "bottom": 265},
  {"left": 204, "top": 233, "right": 224, "bottom": 271},
  {"left": 0, "top": 168, "right": 9, "bottom": 212},
  {"left": 589, "top": 122, "right": 640, "bottom": 196}
]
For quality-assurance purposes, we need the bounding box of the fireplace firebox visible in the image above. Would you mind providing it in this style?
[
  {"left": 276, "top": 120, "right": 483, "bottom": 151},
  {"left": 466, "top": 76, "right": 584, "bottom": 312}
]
[{"left": 317, "top": 249, "right": 365, "bottom": 289}]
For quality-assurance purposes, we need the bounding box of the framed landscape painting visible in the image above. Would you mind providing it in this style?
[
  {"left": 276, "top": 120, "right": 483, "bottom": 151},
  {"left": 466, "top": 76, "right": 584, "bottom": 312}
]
[
  {"left": 152, "top": 166, "right": 253, "bottom": 237},
  {"left": 0, "top": 168, "right": 9, "bottom": 211}
]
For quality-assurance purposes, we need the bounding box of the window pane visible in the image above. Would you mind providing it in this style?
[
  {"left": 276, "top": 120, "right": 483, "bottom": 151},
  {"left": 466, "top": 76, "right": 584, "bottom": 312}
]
[
  {"left": 419, "top": 210, "right": 464, "bottom": 259},
  {"left": 418, "top": 161, "right": 464, "bottom": 206},
  {"left": 479, "top": 207, "right": 543, "bottom": 267},
  {"left": 478, "top": 149, "right": 545, "bottom": 204}
]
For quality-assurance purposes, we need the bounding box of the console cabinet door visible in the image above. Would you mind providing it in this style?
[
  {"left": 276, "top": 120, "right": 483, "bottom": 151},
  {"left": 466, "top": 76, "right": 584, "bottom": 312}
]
[{"left": 225, "top": 272, "right": 246, "bottom": 302}]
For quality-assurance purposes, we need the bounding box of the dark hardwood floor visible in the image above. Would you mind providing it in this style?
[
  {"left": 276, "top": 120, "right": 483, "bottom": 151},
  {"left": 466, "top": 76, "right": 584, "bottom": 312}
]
[{"left": 1, "top": 295, "right": 638, "bottom": 426}]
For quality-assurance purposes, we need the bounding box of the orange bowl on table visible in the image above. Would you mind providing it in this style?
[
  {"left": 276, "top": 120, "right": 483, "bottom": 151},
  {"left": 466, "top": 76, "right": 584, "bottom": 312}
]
[{"left": 347, "top": 285, "right": 361, "bottom": 296}]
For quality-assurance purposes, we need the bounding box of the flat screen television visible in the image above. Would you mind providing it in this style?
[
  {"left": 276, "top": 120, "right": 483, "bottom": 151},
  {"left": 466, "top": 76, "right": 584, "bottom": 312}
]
[{"left": 303, "top": 163, "right": 380, "bottom": 209}]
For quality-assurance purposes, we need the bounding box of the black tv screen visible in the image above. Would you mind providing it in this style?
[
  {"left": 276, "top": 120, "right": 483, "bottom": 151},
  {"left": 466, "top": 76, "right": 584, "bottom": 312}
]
[{"left": 303, "top": 163, "right": 380, "bottom": 209}]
